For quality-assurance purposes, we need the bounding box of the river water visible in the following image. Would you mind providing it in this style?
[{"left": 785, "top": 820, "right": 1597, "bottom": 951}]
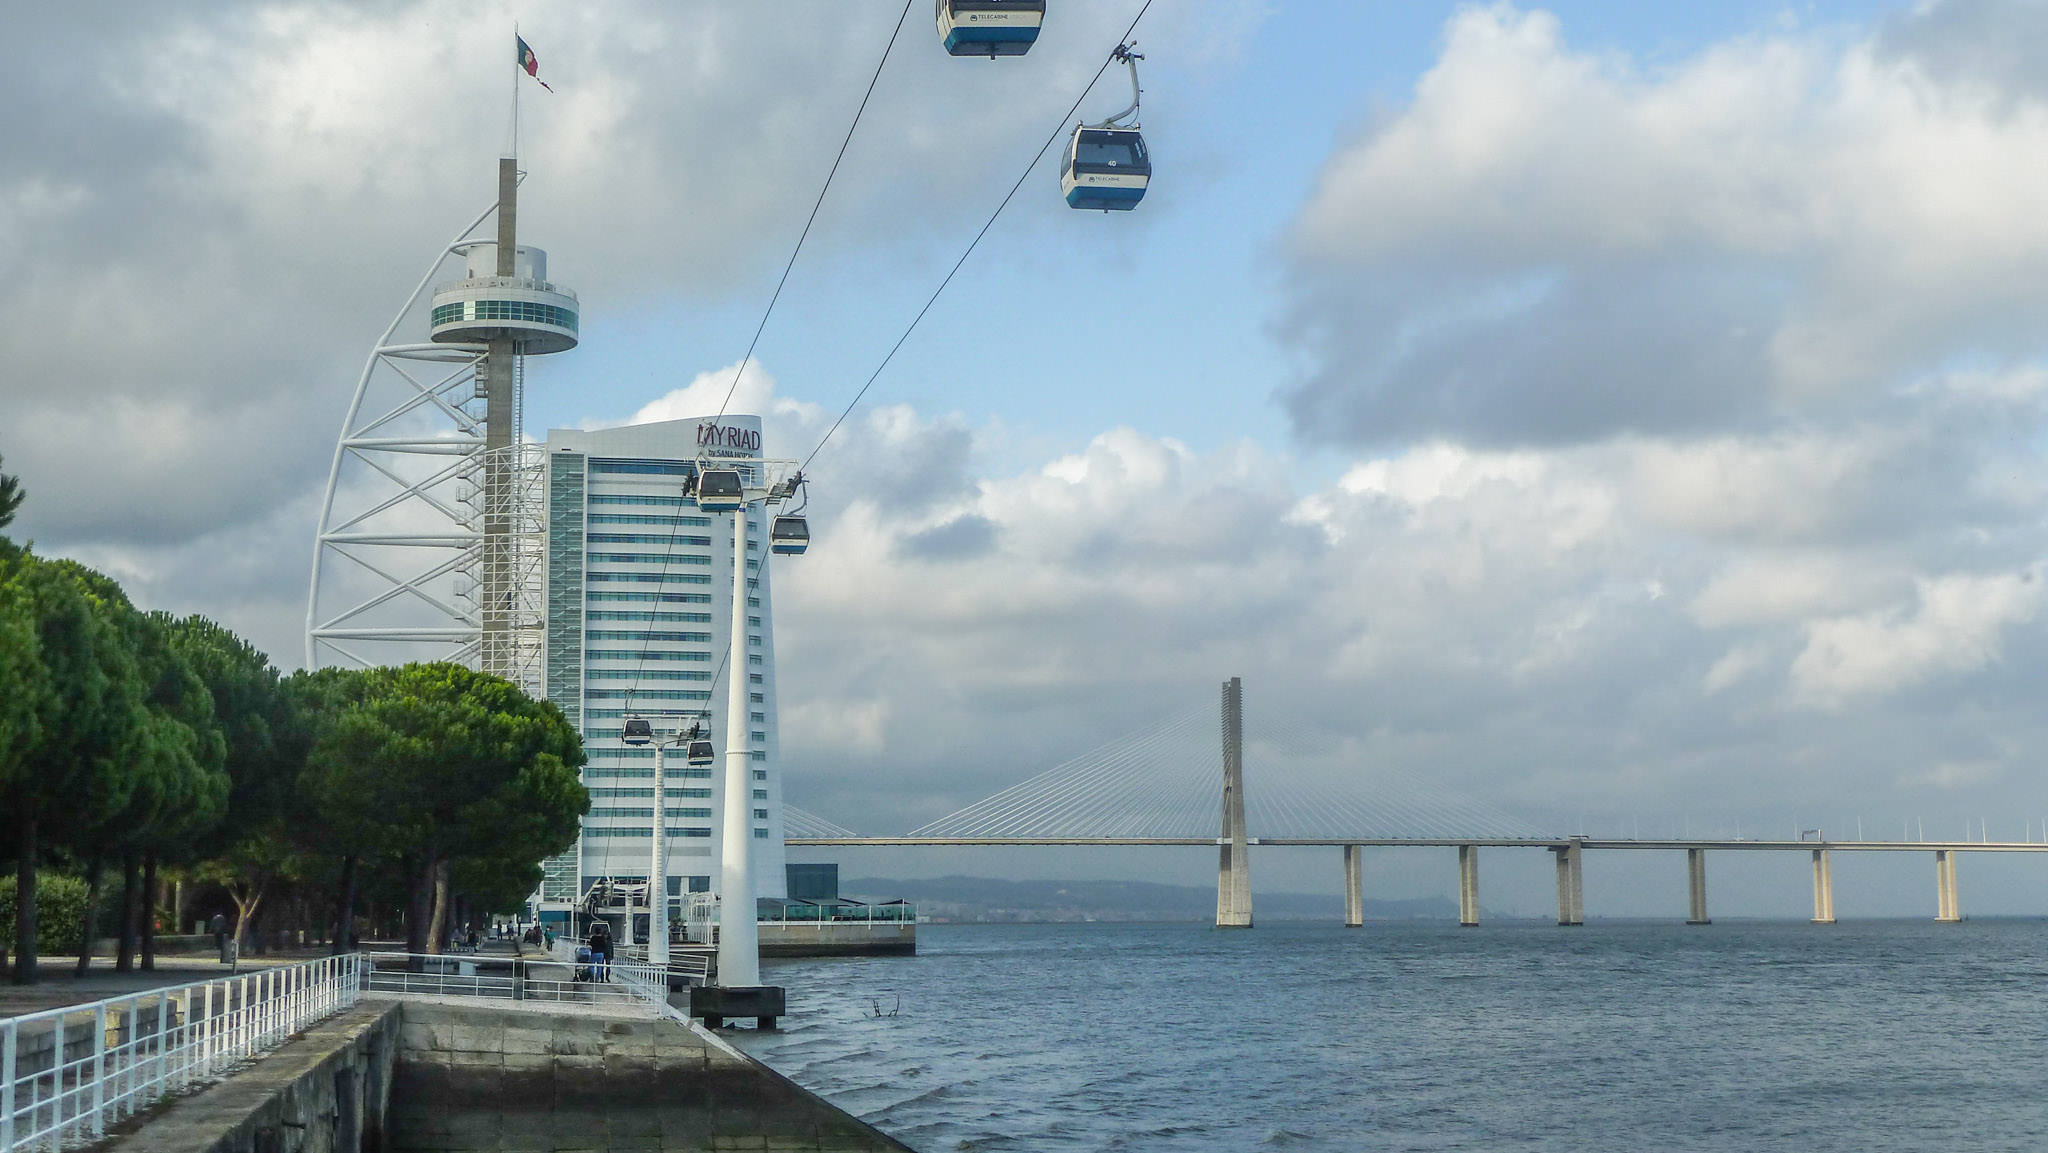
[{"left": 734, "top": 919, "right": 2048, "bottom": 1152}]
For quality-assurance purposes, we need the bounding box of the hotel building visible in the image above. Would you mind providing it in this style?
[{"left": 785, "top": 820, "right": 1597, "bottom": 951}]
[{"left": 534, "top": 414, "right": 788, "bottom": 928}]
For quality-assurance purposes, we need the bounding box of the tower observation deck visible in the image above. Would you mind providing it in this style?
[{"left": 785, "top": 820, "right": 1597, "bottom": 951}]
[{"left": 307, "top": 158, "right": 577, "bottom": 692}]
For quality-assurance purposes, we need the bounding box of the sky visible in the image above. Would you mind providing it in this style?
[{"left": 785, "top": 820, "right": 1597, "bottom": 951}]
[{"left": 10, "top": 0, "right": 2048, "bottom": 916}]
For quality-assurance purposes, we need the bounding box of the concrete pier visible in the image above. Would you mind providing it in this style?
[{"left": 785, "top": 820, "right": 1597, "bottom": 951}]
[
  {"left": 1810, "top": 848, "right": 1836, "bottom": 924},
  {"left": 1342, "top": 844, "right": 1364, "bottom": 927},
  {"left": 1457, "top": 845, "right": 1480, "bottom": 927},
  {"left": 1686, "top": 847, "right": 1710, "bottom": 925},
  {"left": 1551, "top": 842, "right": 1584, "bottom": 926},
  {"left": 1215, "top": 677, "right": 1254, "bottom": 928},
  {"left": 1935, "top": 849, "right": 1962, "bottom": 922}
]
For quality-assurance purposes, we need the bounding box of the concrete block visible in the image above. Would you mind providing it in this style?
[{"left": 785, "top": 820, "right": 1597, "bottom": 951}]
[
  {"left": 401, "top": 1022, "right": 441, "bottom": 1052},
  {"left": 453, "top": 1024, "right": 505, "bottom": 1052},
  {"left": 504, "top": 1027, "right": 554, "bottom": 1055},
  {"left": 711, "top": 1137, "right": 770, "bottom": 1151}
]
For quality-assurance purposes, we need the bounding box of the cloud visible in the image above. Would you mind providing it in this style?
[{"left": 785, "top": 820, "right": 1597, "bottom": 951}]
[
  {"left": 1789, "top": 568, "right": 2044, "bottom": 706},
  {"left": 1281, "top": 2, "right": 2048, "bottom": 448}
]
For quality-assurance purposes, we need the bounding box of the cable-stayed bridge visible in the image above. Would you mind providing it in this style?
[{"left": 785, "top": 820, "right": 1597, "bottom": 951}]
[{"left": 786, "top": 679, "right": 2048, "bottom": 927}]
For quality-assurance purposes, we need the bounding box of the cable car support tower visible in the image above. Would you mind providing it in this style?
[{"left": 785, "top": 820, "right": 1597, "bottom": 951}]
[{"left": 306, "top": 157, "right": 578, "bottom": 691}]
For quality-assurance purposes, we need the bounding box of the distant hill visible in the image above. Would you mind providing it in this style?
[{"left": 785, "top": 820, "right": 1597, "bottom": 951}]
[{"left": 841, "top": 875, "right": 1458, "bottom": 923}]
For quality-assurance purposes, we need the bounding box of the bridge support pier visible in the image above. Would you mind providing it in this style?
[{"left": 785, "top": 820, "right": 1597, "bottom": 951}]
[
  {"left": 1343, "top": 845, "right": 1364, "bottom": 927},
  {"left": 1935, "top": 850, "right": 1961, "bottom": 922},
  {"left": 1551, "top": 843, "right": 1583, "bottom": 925},
  {"left": 1810, "top": 848, "right": 1836, "bottom": 924},
  {"left": 1686, "top": 848, "right": 1710, "bottom": 925},
  {"left": 1457, "top": 845, "right": 1479, "bottom": 927},
  {"left": 1215, "top": 677, "right": 1253, "bottom": 928}
]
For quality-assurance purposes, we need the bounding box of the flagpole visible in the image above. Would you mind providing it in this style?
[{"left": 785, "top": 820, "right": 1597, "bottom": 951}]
[{"left": 511, "top": 24, "right": 521, "bottom": 160}]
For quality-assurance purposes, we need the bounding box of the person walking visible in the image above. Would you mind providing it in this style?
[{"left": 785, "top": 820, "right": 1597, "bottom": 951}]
[
  {"left": 209, "top": 913, "right": 229, "bottom": 964},
  {"left": 586, "top": 919, "right": 613, "bottom": 981}
]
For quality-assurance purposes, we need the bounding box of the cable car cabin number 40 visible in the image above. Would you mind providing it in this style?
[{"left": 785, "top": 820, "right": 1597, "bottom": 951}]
[
  {"left": 1063, "top": 44, "right": 1150, "bottom": 212},
  {"left": 937, "top": 0, "right": 1045, "bottom": 58}
]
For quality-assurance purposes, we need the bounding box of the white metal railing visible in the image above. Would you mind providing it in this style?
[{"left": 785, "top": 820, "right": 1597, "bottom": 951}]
[
  {"left": 1, "top": 953, "right": 362, "bottom": 1152},
  {"left": 357, "top": 950, "right": 706, "bottom": 1009}
]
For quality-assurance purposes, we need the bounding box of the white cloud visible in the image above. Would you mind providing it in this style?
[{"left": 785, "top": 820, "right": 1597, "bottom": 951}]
[
  {"left": 1790, "top": 568, "right": 2044, "bottom": 705},
  {"left": 1283, "top": 2, "right": 2048, "bottom": 445}
]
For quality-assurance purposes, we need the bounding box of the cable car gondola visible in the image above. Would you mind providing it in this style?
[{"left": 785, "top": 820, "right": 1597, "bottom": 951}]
[
  {"left": 696, "top": 467, "right": 744, "bottom": 512},
  {"left": 937, "top": 0, "right": 1045, "bottom": 58},
  {"left": 683, "top": 722, "right": 715, "bottom": 766},
  {"left": 770, "top": 516, "right": 809, "bottom": 555},
  {"left": 621, "top": 717, "right": 654, "bottom": 746},
  {"left": 1062, "top": 44, "right": 1149, "bottom": 211}
]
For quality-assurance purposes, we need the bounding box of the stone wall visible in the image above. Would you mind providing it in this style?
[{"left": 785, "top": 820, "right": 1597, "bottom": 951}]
[
  {"left": 104, "top": 1001, "right": 398, "bottom": 1153},
  {"left": 388, "top": 1000, "right": 913, "bottom": 1152}
]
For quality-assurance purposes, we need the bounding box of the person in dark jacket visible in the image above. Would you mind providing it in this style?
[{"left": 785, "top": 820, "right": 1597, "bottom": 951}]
[{"left": 586, "top": 919, "right": 613, "bottom": 980}]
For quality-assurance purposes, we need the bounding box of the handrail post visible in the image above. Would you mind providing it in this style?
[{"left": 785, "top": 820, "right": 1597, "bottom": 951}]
[
  {"left": 90, "top": 1003, "right": 107, "bottom": 1137},
  {"left": 3, "top": 1017, "right": 16, "bottom": 1151}
]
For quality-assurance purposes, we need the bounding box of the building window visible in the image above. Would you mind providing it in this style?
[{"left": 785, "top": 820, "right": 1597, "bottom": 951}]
[
  {"left": 664, "top": 767, "right": 714, "bottom": 780},
  {"left": 664, "top": 787, "right": 712, "bottom": 799},
  {"left": 748, "top": 655, "right": 763, "bottom": 666},
  {"left": 752, "top": 770, "right": 766, "bottom": 781},
  {"left": 750, "top": 712, "right": 765, "bottom": 722},
  {"left": 749, "top": 674, "right": 763, "bottom": 684},
  {"left": 753, "top": 808, "right": 769, "bottom": 820},
  {"left": 588, "top": 787, "right": 654, "bottom": 799},
  {"left": 748, "top": 616, "right": 761, "bottom": 627},
  {"left": 753, "top": 828, "right": 769, "bottom": 839},
  {"left": 585, "top": 650, "right": 711, "bottom": 663},
  {"left": 586, "top": 573, "right": 712, "bottom": 585},
  {"left": 588, "top": 552, "right": 711, "bottom": 566},
  {"left": 583, "top": 827, "right": 653, "bottom": 838},
  {"left": 664, "top": 807, "right": 713, "bottom": 819},
  {"left": 590, "top": 460, "right": 691, "bottom": 475},
  {"left": 752, "top": 789, "right": 767, "bottom": 800},
  {"left": 749, "top": 693, "right": 763, "bottom": 703},
  {"left": 588, "top": 590, "right": 712, "bottom": 604},
  {"left": 750, "top": 751, "right": 766, "bottom": 762},
  {"left": 587, "top": 611, "right": 712, "bottom": 623},
  {"left": 585, "top": 670, "right": 712, "bottom": 681},
  {"left": 587, "top": 806, "right": 653, "bottom": 819},
  {"left": 673, "top": 827, "right": 714, "bottom": 838},
  {"left": 750, "top": 731, "right": 766, "bottom": 742},
  {"left": 588, "top": 533, "right": 713, "bottom": 546},
  {"left": 588, "top": 513, "right": 710, "bottom": 527},
  {"left": 748, "top": 597, "right": 760, "bottom": 607},
  {"left": 590, "top": 494, "right": 698, "bottom": 509},
  {"left": 585, "top": 631, "right": 712, "bottom": 643}
]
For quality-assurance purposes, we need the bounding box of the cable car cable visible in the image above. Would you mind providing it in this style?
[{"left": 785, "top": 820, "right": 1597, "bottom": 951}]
[
  {"left": 799, "top": 0, "right": 1156, "bottom": 475},
  {"left": 708, "top": 0, "right": 917, "bottom": 428},
  {"left": 623, "top": 2, "right": 912, "bottom": 712}
]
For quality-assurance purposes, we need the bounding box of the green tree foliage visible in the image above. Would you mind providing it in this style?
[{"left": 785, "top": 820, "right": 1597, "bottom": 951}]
[
  {"left": 2, "top": 553, "right": 149, "bottom": 983},
  {"left": 0, "top": 874, "right": 90, "bottom": 956},
  {"left": 304, "top": 663, "right": 586, "bottom": 954},
  {"left": 0, "top": 452, "right": 22, "bottom": 533}
]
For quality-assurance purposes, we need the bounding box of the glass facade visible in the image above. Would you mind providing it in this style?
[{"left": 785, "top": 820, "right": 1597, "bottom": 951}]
[{"left": 431, "top": 299, "right": 579, "bottom": 332}]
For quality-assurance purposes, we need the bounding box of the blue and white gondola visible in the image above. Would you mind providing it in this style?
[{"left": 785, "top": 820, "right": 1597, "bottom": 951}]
[
  {"left": 937, "top": 0, "right": 1045, "bottom": 58},
  {"left": 770, "top": 516, "right": 810, "bottom": 555},
  {"left": 1063, "top": 44, "right": 1149, "bottom": 212},
  {"left": 696, "top": 467, "right": 744, "bottom": 512},
  {"left": 1061, "top": 127, "right": 1150, "bottom": 211}
]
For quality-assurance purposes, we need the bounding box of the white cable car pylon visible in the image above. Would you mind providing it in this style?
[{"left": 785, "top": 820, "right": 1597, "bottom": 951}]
[{"left": 1061, "top": 43, "right": 1150, "bottom": 211}]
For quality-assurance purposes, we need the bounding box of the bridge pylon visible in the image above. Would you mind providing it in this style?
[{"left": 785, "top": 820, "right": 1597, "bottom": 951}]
[{"left": 1216, "top": 677, "right": 1253, "bottom": 928}]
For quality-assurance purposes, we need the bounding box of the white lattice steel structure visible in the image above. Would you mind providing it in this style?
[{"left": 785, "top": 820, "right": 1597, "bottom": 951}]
[{"left": 307, "top": 160, "right": 574, "bottom": 691}]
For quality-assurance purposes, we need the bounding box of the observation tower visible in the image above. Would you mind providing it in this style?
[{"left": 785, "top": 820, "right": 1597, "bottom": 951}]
[{"left": 306, "top": 158, "right": 578, "bottom": 692}]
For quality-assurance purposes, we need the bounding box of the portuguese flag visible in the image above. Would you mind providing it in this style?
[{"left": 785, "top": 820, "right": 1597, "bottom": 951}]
[{"left": 518, "top": 36, "right": 553, "bottom": 91}]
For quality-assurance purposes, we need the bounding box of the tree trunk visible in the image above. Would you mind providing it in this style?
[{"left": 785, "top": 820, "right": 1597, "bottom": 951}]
[
  {"left": 405, "top": 853, "right": 435, "bottom": 959},
  {"left": 231, "top": 884, "right": 264, "bottom": 964},
  {"left": 115, "top": 851, "right": 140, "bottom": 972},
  {"left": 428, "top": 859, "right": 452, "bottom": 954},
  {"left": 13, "top": 810, "right": 37, "bottom": 984},
  {"left": 140, "top": 852, "right": 159, "bottom": 970},
  {"left": 75, "top": 856, "right": 103, "bottom": 978},
  {"left": 331, "top": 854, "right": 358, "bottom": 956}
]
